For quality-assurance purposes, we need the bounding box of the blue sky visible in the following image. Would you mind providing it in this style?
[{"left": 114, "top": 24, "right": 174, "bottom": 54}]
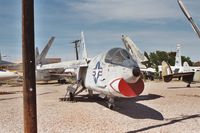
[{"left": 0, "top": 0, "right": 200, "bottom": 62}]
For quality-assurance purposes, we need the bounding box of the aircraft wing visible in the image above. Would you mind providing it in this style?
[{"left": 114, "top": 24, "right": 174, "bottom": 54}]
[
  {"left": 167, "top": 72, "right": 194, "bottom": 77},
  {"left": 177, "top": 0, "right": 200, "bottom": 38},
  {"left": 37, "top": 59, "right": 88, "bottom": 72},
  {"left": 163, "top": 72, "right": 194, "bottom": 83},
  {"left": 121, "top": 35, "right": 148, "bottom": 63},
  {"left": 162, "top": 61, "right": 195, "bottom": 82}
]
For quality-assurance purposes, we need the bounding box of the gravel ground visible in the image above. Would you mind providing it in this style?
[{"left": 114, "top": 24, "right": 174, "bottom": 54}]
[{"left": 0, "top": 81, "right": 200, "bottom": 133}]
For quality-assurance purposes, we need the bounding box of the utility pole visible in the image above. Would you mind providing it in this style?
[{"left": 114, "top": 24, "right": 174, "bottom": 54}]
[
  {"left": 22, "top": 0, "right": 37, "bottom": 132},
  {"left": 72, "top": 40, "right": 80, "bottom": 60}
]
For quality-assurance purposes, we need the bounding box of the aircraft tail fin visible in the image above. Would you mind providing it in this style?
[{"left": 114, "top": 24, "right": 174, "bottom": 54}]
[
  {"left": 80, "top": 31, "right": 88, "bottom": 60},
  {"left": 121, "top": 35, "right": 148, "bottom": 63},
  {"left": 175, "top": 44, "right": 182, "bottom": 67},
  {"left": 162, "top": 61, "right": 173, "bottom": 82},
  {"left": 36, "top": 36, "right": 55, "bottom": 65}
]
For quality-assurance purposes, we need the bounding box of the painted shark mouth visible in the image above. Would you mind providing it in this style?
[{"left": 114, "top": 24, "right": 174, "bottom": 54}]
[{"left": 110, "top": 78, "right": 144, "bottom": 97}]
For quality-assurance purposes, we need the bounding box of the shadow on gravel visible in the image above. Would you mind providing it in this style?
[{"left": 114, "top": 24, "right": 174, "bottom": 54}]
[
  {"left": 0, "top": 96, "right": 22, "bottom": 101},
  {"left": 36, "top": 82, "right": 64, "bottom": 86},
  {"left": 167, "top": 85, "right": 200, "bottom": 89},
  {"left": 167, "top": 86, "right": 189, "bottom": 89},
  {"left": 0, "top": 91, "right": 56, "bottom": 101},
  {"left": 38, "top": 91, "right": 58, "bottom": 96},
  {"left": 133, "top": 94, "right": 164, "bottom": 101},
  {"left": 0, "top": 91, "right": 22, "bottom": 95},
  {"left": 128, "top": 114, "right": 200, "bottom": 133},
  {"left": 177, "top": 94, "right": 200, "bottom": 98},
  {"left": 70, "top": 93, "right": 164, "bottom": 120}
]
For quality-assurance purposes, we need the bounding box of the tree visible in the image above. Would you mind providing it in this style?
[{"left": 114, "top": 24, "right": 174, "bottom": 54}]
[
  {"left": 147, "top": 50, "right": 193, "bottom": 68},
  {"left": 193, "top": 61, "right": 200, "bottom": 66}
]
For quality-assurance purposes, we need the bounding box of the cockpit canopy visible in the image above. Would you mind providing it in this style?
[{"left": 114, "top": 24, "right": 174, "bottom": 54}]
[{"left": 105, "top": 48, "right": 138, "bottom": 68}]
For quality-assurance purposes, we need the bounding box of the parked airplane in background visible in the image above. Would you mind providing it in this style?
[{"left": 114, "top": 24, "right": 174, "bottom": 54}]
[
  {"left": 177, "top": 0, "right": 200, "bottom": 38},
  {"left": 35, "top": 34, "right": 86, "bottom": 83},
  {"left": 158, "top": 44, "right": 200, "bottom": 74},
  {"left": 35, "top": 36, "right": 75, "bottom": 83},
  {"left": 0, "top": 70, "right": 18, "bottom": 81},
  {"left": 162, "top": 61, "right": 200, "bottom": 87},
  {"left": 0, "top": 53, "right": 20, "bottom": 82},
  {"left": 38, "top": 32, "right": 144, "bottom": 108},
  {"left": 0, "top": 53, "right": 14, "bottom": 66}
]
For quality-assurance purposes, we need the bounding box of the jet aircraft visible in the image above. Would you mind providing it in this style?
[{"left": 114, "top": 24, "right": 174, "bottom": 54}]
[
  {"left": 36, "top": 35, "right": 87, "bottom": 83},
  {"left": 38, "top": 32, "right": 144, "bottom": 108},
  {"left": 158, "top": 44, "right": 200, "bottom": 75},
  {"left": 0, "top": 70, "right": 18, "bottom": 81},
  {"left": 35, "top": 36, "right": 71, "bottom": 83},
  {"left": 162, "top": 61, "right": 200, "bottom": 87},
  {"left": 0, "top": 53, "right": 14, "bottom": 66}
]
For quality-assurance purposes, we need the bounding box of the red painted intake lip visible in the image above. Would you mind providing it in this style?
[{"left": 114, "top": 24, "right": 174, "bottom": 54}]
[{"left": 110, "top": 78, "right": 144, "bottom": 97}]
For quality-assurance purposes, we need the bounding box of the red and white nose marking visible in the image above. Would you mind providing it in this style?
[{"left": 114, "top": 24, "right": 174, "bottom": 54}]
[{"left": 110, "top": 78, "right": 144, "bottom": 97}]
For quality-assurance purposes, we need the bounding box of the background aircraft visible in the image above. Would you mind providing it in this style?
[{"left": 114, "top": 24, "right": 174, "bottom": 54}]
[
  {"left": 0, "top": 53, "right": 15, "bottom": 66},
  {"left": 0, "top": 52, "right": 20, "bottom": 82},
  {"left": 0, "top": 70, "right": 18, "bottom": 81},
  {"left": 36, "top": 33, "right": 86, "bottom": 83},
  {"left": 158, "top": 44, "right": 200, "bottom": 75},
  {"left": 35, "top": 36, "right": 75, "bottom": 83},
  {"left": 162, "top": 61, "right": 200, "bottom": 87}
]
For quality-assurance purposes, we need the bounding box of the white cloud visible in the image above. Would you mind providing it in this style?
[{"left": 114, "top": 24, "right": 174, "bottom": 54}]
[{"left": 68, "top": 0, "right": 180, "bottom": 22}]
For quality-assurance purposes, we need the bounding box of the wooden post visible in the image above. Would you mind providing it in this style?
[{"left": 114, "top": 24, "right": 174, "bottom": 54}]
[{"left": 22, "top": 0, "right": 37, "bottom": 132}]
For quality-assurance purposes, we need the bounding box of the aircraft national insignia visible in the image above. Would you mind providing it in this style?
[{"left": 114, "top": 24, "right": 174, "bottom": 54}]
[{"left": 92, "top": 61, "right": 103, "bottom": 84}]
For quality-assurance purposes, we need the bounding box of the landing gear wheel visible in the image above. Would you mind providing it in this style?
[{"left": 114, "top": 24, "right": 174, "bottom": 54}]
[
  {"left": 108, "top": 103, "right": 114, "bottom": 110},
  {"left": 68, "top": 92, "right": 74, "bottom": 101},
  {"left": 88, "top": 90, "right": 93, "bottom": 99},
  {"left": 108, "top": 97, "right": 114, "bottom": 109},
  {"left": 58, "top": 79, "right": 67, "bottom": 84},
  {"left": 187, "top": 84, "right": 191, "bottom": 87}
]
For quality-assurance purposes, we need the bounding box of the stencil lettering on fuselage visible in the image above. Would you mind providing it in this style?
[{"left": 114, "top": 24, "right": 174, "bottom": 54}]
[{"left": 92, "top": 61, "right": 103, "bottom": 84}]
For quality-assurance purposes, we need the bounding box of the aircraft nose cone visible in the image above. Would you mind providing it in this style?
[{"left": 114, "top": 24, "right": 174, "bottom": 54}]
[{"left": 132, "top": 67, "right": 140, "bottom": 77}]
